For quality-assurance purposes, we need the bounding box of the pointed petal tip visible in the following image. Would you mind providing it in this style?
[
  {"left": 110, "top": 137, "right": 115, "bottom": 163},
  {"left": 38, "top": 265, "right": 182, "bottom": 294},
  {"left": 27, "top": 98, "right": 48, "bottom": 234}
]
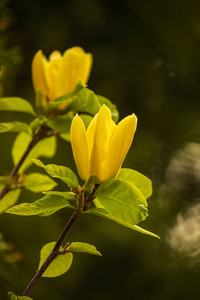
[
  {"left": 99, "top": 104, "right": 112, "bottom": 115},
  {"left": 71, "top": 113, "right": 84, "bottom": 127}
]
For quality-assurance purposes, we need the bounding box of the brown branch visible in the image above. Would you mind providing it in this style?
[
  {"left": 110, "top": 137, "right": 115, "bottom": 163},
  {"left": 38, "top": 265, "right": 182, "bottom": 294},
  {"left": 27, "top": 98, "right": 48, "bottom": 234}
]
[
  {"left": 0, "top": 126, "right": 55, "bottom": 201},
  {"left": 22, "top": 211, "right": 81, "bottom": 297}
]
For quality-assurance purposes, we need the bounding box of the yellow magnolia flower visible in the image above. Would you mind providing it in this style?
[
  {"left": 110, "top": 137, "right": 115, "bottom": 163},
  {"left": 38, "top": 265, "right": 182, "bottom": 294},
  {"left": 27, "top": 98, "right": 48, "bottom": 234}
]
[
  {"left": 71, "top": 105, "right": 137, "bottom": 182},
  {"left": 32, "top": 47, "right": 93, "bottom": 102}
]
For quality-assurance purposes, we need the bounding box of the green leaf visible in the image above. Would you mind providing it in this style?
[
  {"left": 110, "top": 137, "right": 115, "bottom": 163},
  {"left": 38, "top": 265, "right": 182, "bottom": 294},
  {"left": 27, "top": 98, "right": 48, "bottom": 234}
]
[
  {"left": 0, "top": 122, "right": 31, "bottom": 134},
  {"left": 59, "top": 114, "right": 93, "bottom": 142},
  {"left": 35, "top": 88, "right": 49, "bottom": 115},
  {"left": 12, "top": 132, "right": 57, "bottom": 174},
  {"left": 97, "top": 95, "right": 119, "bottom": 123},
  {"left": 0, "top": 97, "right": 36, "bottom": 116},
  {"left": 24, "top": 173, "right": 57, "bottom": 193},
  {"left": 117, "top": 168, "right": 152, "bottom": 199},
  {"left": 6, "top": 194, "right": 75, "bottom": 216},
  {"left": 8, "top": 292, "right": 33, "bottom": 300},
  {"left": 29, "top": 116, "right": 47, "bottom": 135},
  {"left": 95, "top": 179, "right": 148, "bottom": 225},
  {"left": 39, "top": 242, "right": 73, "bottom": 277},
  {"left": 32, "top": 159, "right": 79, "bottom": 189},
  {"left": 0, "top": 186, "right": 21, "bottom": 214},
  {"left": 83, "top": 175, "right": 100, "bottom": 199},
  {"left": 48, "top": 81, "right": 85, "bottom": 111},
  {"left": 68, "top": 242, "right": 102, "bottom": 256},
  {"left": 46, "top": 114, "right": 73, "bottom": 134},
  {"left": 85, "top": 207, "right": 159, "bottom": 239},
  {"left": 79, "top": 114, "right": 93, "bottom": 128},
  {"left": 47, "top": 113, "right": 93, "bottom": 134},
  {"left": 43, "top": 191, "right": 77, "bottom": 201},
  {"left": 67, "top": 87, "right": 101, "bottom": 115}
]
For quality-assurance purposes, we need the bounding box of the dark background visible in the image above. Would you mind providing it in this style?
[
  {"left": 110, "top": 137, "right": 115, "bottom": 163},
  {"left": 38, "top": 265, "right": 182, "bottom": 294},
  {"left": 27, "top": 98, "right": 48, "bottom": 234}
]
[{"left": 0, "top": 0, "right": 200, "bottom": 299}]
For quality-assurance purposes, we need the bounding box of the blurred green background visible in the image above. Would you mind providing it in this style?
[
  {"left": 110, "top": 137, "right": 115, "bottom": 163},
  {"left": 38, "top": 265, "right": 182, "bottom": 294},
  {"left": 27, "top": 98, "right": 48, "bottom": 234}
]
[{"left": 0, "top": 0, "right": 200, "bottom": 299}]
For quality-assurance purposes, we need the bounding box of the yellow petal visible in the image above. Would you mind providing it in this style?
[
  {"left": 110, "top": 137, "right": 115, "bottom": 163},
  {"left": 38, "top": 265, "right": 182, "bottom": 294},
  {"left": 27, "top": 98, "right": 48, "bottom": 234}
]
[
  {"left": 86, "top": 113, "right": 98, "bottom": 157},
  {"left": 49, "top": 51, "right": 62, "bottom": 61},
  {"left": 32, "top": 50, "right": 49, "bottom": 98},
  {"left": 70, "top": 115, "right": 90, "bottom": 181},
  {"left": 88, "top": 105, "right": 112, "bottom": 179},
  {"left": 48, "top": 51, "right": 62, "bottom": 101},
  {"left": 101, "top": 114, "right": 137, "bottom": 181},
  {"left": 86, "top": 106, "right": 115, "bottom": 157},
  {"left": 59, "top": 47, "right": 93, "bottom": 96}
]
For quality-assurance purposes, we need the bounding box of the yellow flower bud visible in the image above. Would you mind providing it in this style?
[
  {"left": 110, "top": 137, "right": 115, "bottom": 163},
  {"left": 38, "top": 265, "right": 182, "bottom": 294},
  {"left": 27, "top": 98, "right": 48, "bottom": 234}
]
[
  {"left": 70, "top": 105, "right": 137, "bottom": 182},
  {"left": 32, "top": 47, "right": 93, "bottom": 102}
]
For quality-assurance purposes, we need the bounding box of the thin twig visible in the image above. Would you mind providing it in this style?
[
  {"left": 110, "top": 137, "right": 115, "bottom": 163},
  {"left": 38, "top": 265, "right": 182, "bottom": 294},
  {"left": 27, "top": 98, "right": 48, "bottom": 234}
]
[
  {"left": 22, "top": 211, "right": 81, "bottom": 297},
  {"left": 0, "top": 126, "right": 55, "bottom": 201}
]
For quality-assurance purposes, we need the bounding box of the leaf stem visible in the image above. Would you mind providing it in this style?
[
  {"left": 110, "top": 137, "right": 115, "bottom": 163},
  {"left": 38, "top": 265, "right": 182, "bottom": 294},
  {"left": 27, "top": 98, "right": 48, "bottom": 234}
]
[
  {"left": 22, "top": 210, "right": 81, "bottom": 296},
  {"left": 0, "top": 126, "right": 55, "bottom": 201}
]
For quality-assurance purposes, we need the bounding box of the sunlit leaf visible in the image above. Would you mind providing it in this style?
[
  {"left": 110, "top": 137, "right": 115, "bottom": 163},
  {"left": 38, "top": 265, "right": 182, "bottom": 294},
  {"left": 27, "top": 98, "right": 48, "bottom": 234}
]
[
  {"left": 29, "top": 116, "right": 47, "bottom": 135},
  {"left": 48, "top": 81, "right": 85, "bottom": 111},
  {"left": 6, "top": 194, "right": 75, "bottom": 216},
  {"left": 32, "top": 159, "right": 79, "bottom": 189},
  {"left": 46, "top": 114, "right": 73, "bottom": 133},
  {"left": 59, "top": 132, "right": 71, "bottom": 142},
  {"left": 12, "top": 132, "right": 57, "bottom": 174},
  {"left": 43, "top": 191, "right": 76, "bottom": 201},
  {"left": 0, "top": 97, "right": 36, "bottom": 116},
  {"left": 79, "top": 114, "right": 93, "bottom": 128},
  {"left": 0, "top": 186, "right": 21, "bottom": 214},
  {"left": 97, "top": 95, "right": 119, "bottom": 123},
  {"left": 83, "top": 175, "right": 100, "bottom": 199},
  {"left": 95, "top": 179, "right": 148, "bottom": 225},
  {"left": 24, "top": 173, "right": 57, "bottom": 193},
  {"left": 0, "top": 122, "right": 31, "bottom": 134},
  {"left": 68, "top": 242, "right": 102, "bottom": 256},
  {"left": 8, "top": 292, "right": 33, "bottom": 300},
  {"left": 85, "top": 207, "right": 159, "bottom": 238},
  {"left": 39, "top": 242, "right": 73, "bottom": 277},
  {"left": 67, "top": 87, "right": 101, "bottom": 115},
  {"left": 117, "top": 168, "right": 152, "bottom": 199}
]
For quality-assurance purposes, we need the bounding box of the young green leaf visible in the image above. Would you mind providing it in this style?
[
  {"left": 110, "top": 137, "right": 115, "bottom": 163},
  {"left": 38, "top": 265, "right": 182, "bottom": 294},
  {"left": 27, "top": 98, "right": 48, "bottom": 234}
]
[
  {"left": 46, "top": 114, "right": 73, "bottom": 133},
  {"left": 8, "top": 292, "right": 33, "bottom": 300},
  {"left": 67, "top": 87, "right": 101, "bottom": 115},
  {"left": 83, "top": 175, "right": 100, "bottom": 199},
  {"left": 97, "top": 95, "right": 119, "bottom": 123},
  {"left": 79, "top": 114, "right": 93, "bottom": 129},
  {"left": 48, "top": 81, "right": 85, "bottom": 111},
  {"left": 12, "top": 132, "right": 57, "bottom": 174},
  {"left": 6, "top": 194, "right": 75, "bottom": 216},
  {"left": 32, "top": 159, "right": 79, "bottom": 189},
  {"left": 85, "top": 206, "right": 159, "bottom": 238},
  {"left": 29, "top": 116, "right": 47, "bottom": 135},
  {"left": 24, "top": 173, "right": 57, "bottom": 193},
  {"left": 117, "top": 168, "right": 152, "bottom": 199},
  {"left": 67, "top": 242, "right": 102, "bottom": 256},
  {"left": 0, "top": 97, "right": 36, "bottom": 116},
  {"left": 0, "top": 122, "right": 31, "bottom": 134},
  {"left": 39, "top": 242, "right": 73, "bottom": 277},
  {"left": 0, "top": 187, "right": 21, "bottom": 214},
  {"left": 95, "top": 178, "right": 148, "bottom": 225},
  {"left": 47, "top": 114, "right": 93, "bottom": 137},
  {"left": 43, "top": 191, "right": 76, "bottom": 201}
]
